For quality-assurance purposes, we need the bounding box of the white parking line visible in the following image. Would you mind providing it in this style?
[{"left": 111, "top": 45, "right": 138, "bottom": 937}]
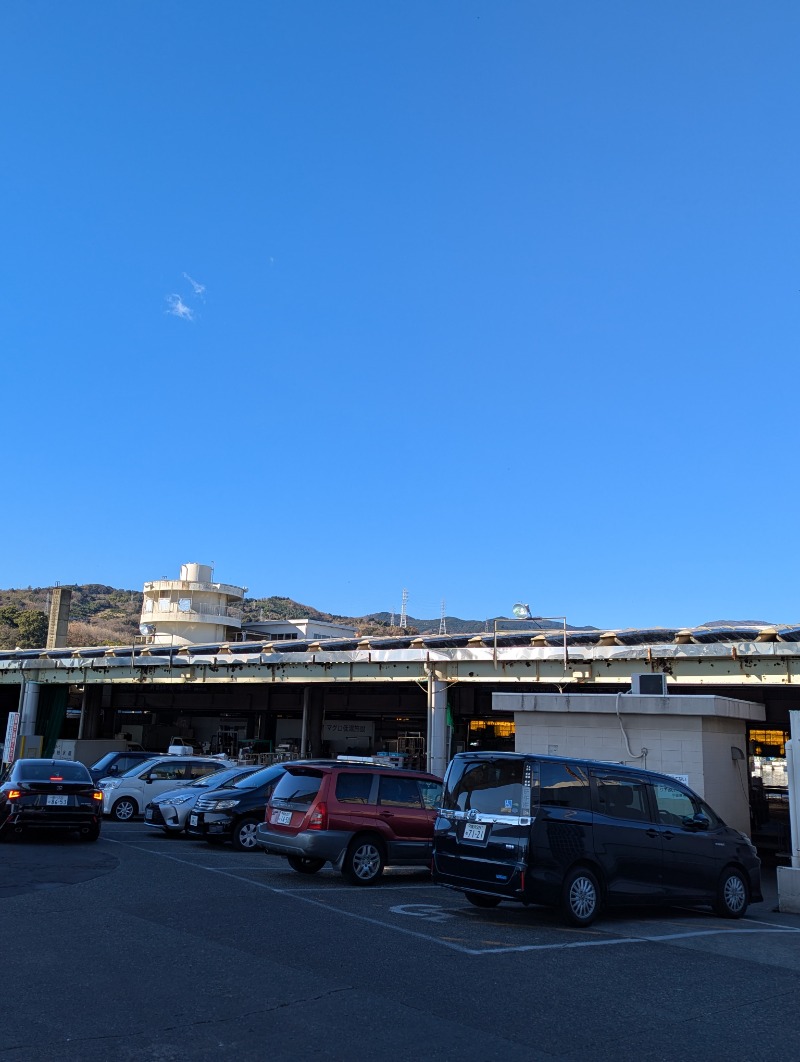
[{"left": 103, "top": 836, "right": 800, "bottom": 957}]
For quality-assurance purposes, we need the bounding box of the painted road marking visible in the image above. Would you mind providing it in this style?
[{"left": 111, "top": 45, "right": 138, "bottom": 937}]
[
  {"left": 390, "top": 903, "right": 454, "bottom": 922},
  {"left": 103, "top": 835, "right": 800, "bottom": 957}
]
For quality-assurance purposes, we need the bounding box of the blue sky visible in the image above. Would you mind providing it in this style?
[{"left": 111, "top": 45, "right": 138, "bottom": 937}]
[{"left": 1, "top": 2, "right": 798, "bottom": 630}]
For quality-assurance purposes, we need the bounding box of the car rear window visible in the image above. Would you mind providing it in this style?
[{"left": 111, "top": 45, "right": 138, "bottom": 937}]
[
  {"left": 17, "top": 762, "right": 91, "bottom": 782},
  {"left": 272, "top": 770, "right": 323, "bottom": 806},
  {"left": 442, "top": 757, "right": 527, "bottom": 816}
]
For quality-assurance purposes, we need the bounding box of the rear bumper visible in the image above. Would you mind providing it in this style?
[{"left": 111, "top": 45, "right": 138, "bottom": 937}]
[
  {"left": 432, "top": 851, "right": 529, "bottom": 901},
  {"left": 3, "top": 810, "right": 100, "bottom": 831},
  {"left": 255, "top": 824, "right": 352, "bottom": 863}
]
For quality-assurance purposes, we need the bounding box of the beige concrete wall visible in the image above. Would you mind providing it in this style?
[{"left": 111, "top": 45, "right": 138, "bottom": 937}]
[
  {"left": 514, "top": 711, "right": 703, "bottom": 787},
  {"left": 513, "top": 710, "right": 751, "bottom": 836},
  {"left": 700, "top": 717, "right": 751, "bottom": 836}
]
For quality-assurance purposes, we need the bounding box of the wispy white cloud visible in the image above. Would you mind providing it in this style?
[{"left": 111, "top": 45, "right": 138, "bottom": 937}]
[
  {"left": 166, "top": 293, "right": 194, "bottom": 321},
  {"left": 183, "top": 272, "right": 206, "bottom": 297}
]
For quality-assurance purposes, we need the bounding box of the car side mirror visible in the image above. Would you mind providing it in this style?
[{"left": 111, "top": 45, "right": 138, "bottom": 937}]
[
  {"left": 109, "top": 765, "right": 119, "bottom": 775},
  {"left": 682, "top": 814, "right": 709, "bottom": 831}
]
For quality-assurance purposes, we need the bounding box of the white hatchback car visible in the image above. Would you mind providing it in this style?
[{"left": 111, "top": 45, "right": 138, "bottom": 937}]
[{"left": 99, "top": 756, "right": 227, "bottom": 821}]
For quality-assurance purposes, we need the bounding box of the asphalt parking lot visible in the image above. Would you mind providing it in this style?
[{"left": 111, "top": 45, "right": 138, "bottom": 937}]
[{"left": 3, "top": 823, "right": 800, "bottom": 1061}]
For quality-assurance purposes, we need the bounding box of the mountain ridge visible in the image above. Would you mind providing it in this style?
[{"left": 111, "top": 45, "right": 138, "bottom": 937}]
[{"left": 0, "top": 584, "right": 780, "bottom": 649}]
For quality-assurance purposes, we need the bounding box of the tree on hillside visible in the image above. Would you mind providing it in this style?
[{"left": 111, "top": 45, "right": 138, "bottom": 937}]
[{"left": 15, "top": 610, "right": 49, "bottom": 649}]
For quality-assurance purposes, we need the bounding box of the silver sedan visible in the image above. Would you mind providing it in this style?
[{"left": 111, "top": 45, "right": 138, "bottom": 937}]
[{"left": 144, "top": 765, "right": 260, "bottom": 834}]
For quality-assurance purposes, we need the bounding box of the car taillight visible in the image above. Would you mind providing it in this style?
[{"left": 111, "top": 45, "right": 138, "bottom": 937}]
[
  {"left": 93, "top": 792, "right": 103, "bottom": 802},
  {"left": 308, "top": 802, "right": 327, "bottom": 830},
  {"left": 8, "top": 789, "right": 22, "bottom": 800}
]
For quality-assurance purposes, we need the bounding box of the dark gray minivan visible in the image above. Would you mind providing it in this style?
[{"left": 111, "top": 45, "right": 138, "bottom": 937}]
[{"left": 432, "top": 752, "right": 762, "bottom": 927}]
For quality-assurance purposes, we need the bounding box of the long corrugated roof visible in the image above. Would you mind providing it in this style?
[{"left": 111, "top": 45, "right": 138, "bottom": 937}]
[{"left": 0, "top": 621, "right": 797, "bottom": 662}]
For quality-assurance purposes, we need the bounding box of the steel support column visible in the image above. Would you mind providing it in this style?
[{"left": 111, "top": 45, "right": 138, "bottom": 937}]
[{"left": 427, "top": 674, "right": 448, "bottom": 779}]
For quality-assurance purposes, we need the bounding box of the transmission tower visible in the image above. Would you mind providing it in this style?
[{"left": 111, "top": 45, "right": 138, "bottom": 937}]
[
  {"left": 399, "top": 588, "right": 408, "bottom": 630},
  {"left": 439, "top": 599, "right": 447, "bottom": 635}
]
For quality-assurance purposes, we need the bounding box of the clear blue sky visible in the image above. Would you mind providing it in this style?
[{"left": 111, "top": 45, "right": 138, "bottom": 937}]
[{"left": 2, "top": 2, "right": 798, "bottom": 630}]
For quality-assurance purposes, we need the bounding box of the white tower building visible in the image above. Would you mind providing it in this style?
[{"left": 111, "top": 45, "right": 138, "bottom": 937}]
[{"left": 140, "top": 563, "right": 246, "bottom": 646}]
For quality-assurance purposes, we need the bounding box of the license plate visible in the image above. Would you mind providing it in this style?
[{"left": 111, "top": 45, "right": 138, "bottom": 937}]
[
  {"left": 272, "top": 810, "right": 292, "bottom": 825},
  {"left": 463, "top": 822, "right": 486, "bottom": 841},
  {"left": 145, "top": 808, "right": 154, "bottom": 820},
  {"left": 47, "top": 795, "right": 69, "bottom": 806},
  {"left": 189, "top": 814, "right": 198, "bottom": 826}
]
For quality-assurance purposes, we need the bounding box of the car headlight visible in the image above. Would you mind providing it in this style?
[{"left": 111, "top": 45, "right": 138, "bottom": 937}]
[
  {"left": 163, "top": 795, "right": 193, "bottom": 806},
  {"left": 210, "top": 799, "right": 240, "bottom": 810},
  {"left": 104, "top": 780, "right": 121, "bottom": 790}
]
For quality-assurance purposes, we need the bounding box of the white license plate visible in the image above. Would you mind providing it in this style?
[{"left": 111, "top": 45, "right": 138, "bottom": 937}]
[
  {"left": 463, "top": 822, "right": 486, "bottom": 841},
  {"left": 272, "top": 810, "right": 292, "bottom": 825},
  {"left": 47, "top": 795, "right": 69, "bottom": 806},
  {"left": 189, "top": 814, "right": 198, "bottom": 826},
  {"left": 145, "top": 808, "right": 154, "bottom": 820}
]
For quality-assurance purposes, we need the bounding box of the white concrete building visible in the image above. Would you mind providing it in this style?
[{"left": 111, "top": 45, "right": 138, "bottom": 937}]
[
  {"left": 242, "top": 618, "right": 357, "bottom": 642},
  {"left": 140, "top": 563, "right": 246, "bottom": 646}
]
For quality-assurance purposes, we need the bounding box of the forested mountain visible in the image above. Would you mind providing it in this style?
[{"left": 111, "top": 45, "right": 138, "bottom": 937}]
[
  {"left": 0, "top": 584, "right": 766, "bottom": 650},
  {"left": 0, "top": 584, "right": 464, "bottom": 648}
]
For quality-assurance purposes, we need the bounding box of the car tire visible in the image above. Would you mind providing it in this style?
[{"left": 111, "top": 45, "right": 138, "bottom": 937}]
[
  {"left": 342, "top": 836, "right": 385, "bottom": 885},
  {"left": 111, "top": 797, "right": 137, "bottom": 822},
  {"left": 287, "top": 855, "right": 326, "bottom": 875},
  {"left": 79, "top": 823, "right": 101, "bottom": 842},
  {"left": 231, "top": 817, "right": 260, "bottom": 851},
  {"left": 465, "top": 892, "right": 501, "bottom": 909},
  {"left": 561, "top": 866, "right": 601, "bottom": 927},
  {"left": 715, "top": 867, "right": 749, "bottom": 919}
]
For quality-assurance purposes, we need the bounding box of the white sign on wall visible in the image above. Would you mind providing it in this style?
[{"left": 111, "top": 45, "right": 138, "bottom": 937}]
[
  {"left": 3, "top": 712, "right": 20, "bottom": 764},
  {"left": 323, "top": 721, "right": 374, "bottom": 750},
  {"left": 274, "top": 719, "right": 375, "bottom": 752}
]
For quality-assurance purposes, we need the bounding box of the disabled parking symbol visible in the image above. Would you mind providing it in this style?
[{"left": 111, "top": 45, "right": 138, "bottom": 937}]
[{"left": 390, "top": 903, "right": 453, "bottom": 923}]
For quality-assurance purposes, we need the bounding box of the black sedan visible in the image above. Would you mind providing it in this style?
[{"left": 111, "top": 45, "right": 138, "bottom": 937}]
[{"left": 0, "top": 758, "right": 104, "bottom": 841}]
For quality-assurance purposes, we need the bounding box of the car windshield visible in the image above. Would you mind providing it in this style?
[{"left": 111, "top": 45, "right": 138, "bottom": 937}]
[
  {"left": 229, "top": 765, "right": 285, "bottom": 790},
  {"left": 89, "top": 753, "right": 118, "bottom": 773},
  {"left": 190, "top": 767, "right": 254, "bottom": 789},
  {"left": 119, "top": 758, "right": 162, "bottom": 778},
  {"left": 17, "top": 762, "right": 91, "bottom": 782}
]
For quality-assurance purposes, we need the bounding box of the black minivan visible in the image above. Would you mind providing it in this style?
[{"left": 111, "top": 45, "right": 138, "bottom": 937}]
[{"left": 432, "top": 752, "right": 762, "bottom": 927}]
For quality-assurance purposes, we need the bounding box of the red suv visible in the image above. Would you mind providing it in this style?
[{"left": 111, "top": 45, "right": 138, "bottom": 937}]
[{"left": 255, "top": 761, "right": 443, "bottom": 885}]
